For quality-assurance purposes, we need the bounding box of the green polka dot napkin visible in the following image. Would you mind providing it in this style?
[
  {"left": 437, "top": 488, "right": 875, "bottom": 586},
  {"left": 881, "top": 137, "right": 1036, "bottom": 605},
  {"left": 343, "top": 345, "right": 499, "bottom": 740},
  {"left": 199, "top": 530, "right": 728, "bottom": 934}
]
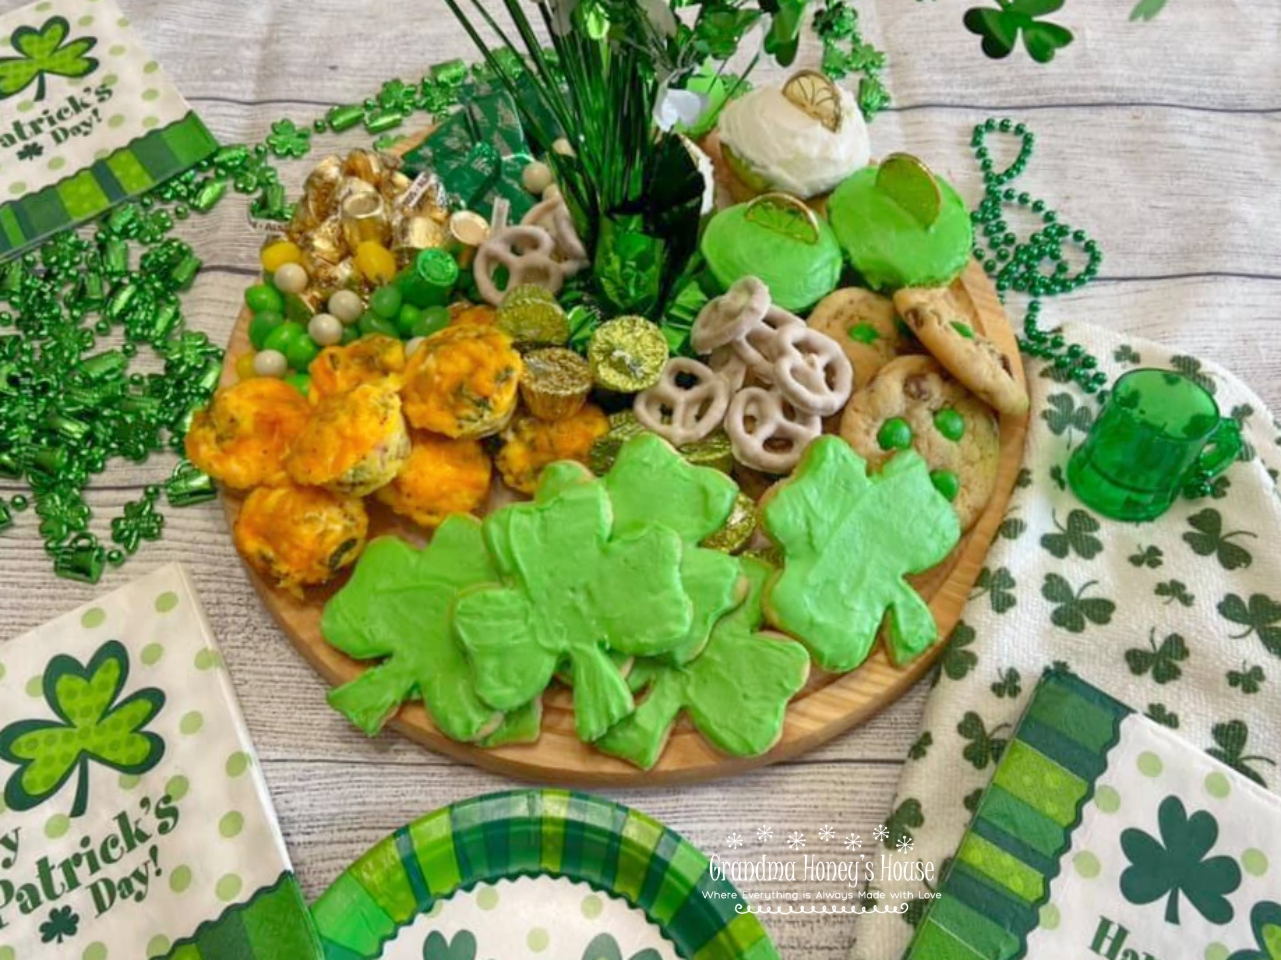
[
  {"left": 852, "top": 323, "right": 1281, "bottom": 960},
  {"left": 0, "top": 563, "right": 320, "bottom": 958},
  {"left": 0, "top": 0, "right": 216, "bottom": 258}
]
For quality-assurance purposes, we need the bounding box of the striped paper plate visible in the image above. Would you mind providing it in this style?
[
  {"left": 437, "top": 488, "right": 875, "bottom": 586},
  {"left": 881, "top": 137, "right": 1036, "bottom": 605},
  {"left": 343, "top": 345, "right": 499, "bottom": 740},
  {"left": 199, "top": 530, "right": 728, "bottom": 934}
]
[{"left": 310, "top": 789, "right": 779, "bottom": 960}]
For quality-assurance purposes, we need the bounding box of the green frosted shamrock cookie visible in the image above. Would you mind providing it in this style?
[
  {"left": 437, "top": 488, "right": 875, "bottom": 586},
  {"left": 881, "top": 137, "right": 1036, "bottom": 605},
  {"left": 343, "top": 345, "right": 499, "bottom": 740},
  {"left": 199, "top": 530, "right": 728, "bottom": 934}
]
[
  {"left": 603, "top": 433, "right": 744, "bottom": 662},
  {"left": 597, "top": 557, "right": 811, "bottom": 769},
  {"left": 322, "top": 519, "right": 518, "bottom": 742},
  {"left": 321, "top": 521, "right": 520, "bottom": 742},
  {"left": 454, "top": 477, "right": 694, "bottom": 742},
  {"left": 760, "top": 436, "right": 960, "bottom": 670}
]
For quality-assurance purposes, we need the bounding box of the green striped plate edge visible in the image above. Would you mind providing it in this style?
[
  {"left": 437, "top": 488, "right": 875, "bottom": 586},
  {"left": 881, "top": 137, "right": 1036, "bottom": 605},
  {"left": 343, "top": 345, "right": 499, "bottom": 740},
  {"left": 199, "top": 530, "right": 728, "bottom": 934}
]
[{"left": 310, "top": 789, "right": 779, "bottom": 960}]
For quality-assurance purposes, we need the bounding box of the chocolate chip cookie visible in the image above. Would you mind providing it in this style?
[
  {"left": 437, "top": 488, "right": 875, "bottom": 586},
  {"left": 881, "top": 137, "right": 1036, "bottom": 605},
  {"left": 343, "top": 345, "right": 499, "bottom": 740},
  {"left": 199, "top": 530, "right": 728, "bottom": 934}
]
[{"left": 839, "top": 355, "right": 999, "bottom": 530}]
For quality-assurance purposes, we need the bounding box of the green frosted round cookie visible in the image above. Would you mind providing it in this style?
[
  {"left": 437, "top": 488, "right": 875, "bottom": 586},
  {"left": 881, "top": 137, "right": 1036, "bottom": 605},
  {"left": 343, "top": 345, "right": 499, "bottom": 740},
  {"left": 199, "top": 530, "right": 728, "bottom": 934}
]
[
  {"left": 828, "top": 163, "right": 973, "bottom": 292},
  {"left": 700, "top": 196, "right": 844, "bottom": 313}
]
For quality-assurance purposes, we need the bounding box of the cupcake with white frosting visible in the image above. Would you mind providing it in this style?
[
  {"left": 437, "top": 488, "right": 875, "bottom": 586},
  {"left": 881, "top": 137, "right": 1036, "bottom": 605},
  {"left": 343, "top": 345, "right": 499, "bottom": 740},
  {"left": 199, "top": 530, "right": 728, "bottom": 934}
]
[{"left": 718, "top": 73, "right": 870, "bottom": 200}]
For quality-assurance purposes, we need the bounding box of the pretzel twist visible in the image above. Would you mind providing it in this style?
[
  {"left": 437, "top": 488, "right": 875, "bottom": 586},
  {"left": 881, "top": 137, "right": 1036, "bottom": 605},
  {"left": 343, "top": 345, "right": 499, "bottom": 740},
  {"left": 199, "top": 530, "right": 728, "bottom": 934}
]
[
  {"left": 771, "top": 324, "right": 855, "bottom": 416},
  {"left": 725, "top": 386, "right": 822, "bottom": 474},
  {"left": 474, "top": 225, "right": 569, "bottom": 305},
  {"left": 634, "top": 358, "right": 731, "bottom": 447}
]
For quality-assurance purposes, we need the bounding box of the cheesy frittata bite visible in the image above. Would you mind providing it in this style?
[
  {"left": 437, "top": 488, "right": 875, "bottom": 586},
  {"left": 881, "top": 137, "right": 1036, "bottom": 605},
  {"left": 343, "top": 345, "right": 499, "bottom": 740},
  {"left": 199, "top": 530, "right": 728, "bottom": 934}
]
[
  {"left": 285, "top": 382, "right": 410, "bottom": 496},
  {"left": 401, "top": 325, "right": 522, "bottom": 439},
  {"left": 495, "top": 404, "right": 610, "bottom": 495},
  {"left": 184, "top": 378, "right": 311, "bottom": 491},
  {"left": 233, "top": 483, "right": 368, "bottom": 595},
  {"left": 374, "top": 431, "right": 493, "bottom": 529},
  {"left": 308, "top": 334, "right": 406, "bottom": 401}
]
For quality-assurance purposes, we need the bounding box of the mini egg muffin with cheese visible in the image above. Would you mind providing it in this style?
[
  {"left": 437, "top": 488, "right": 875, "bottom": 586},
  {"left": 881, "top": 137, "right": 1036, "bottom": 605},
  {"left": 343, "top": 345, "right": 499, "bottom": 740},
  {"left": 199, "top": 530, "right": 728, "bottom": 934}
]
[
  {"left": 285, "top": 381, "right": 410, "bottom": 496},
  {"left": 401, "top": 324, "right": 522, "bottom": 439},
  {"left": 495, "top": 404, "right": 610, "bottom": 495},
  {"left": 233, "top": 483, "right": 368, "bottom": 596},
  {"left": 184, "top": 378, "right": 311, "bottom": 491},
  {"left": 308, "top": 334, "right": 406, "bottom": 401},
  {"left": 374, "top": 431, "right": 493, "bottom": 528}
]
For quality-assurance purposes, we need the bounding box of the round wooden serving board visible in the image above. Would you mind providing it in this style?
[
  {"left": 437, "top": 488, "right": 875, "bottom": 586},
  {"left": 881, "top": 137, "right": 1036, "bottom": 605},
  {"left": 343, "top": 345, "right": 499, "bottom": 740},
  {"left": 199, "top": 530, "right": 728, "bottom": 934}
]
[{"left": 219, "top": 137, "right": 1029, "bottom": 786}]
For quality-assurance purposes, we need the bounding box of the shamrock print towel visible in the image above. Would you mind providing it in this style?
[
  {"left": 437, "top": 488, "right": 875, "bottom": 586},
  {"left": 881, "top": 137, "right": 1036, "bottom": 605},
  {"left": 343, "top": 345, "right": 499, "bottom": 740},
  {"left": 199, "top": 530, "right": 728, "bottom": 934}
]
[
  {"left": 0, "top": 563, "right": 319, "bottom": 958},
  {"left": 904, "top": 671, "right": 1281, "bottom": 960},
  {"left": 851, "top": 322, "right": 1281, "bottom": 960}
]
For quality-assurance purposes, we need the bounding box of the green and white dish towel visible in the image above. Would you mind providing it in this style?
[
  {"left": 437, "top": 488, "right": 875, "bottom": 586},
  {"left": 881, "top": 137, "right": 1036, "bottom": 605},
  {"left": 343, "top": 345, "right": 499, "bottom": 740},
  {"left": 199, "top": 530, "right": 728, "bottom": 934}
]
[{"left": 851, "top": 322, "right": 1281, "bottom": 960}]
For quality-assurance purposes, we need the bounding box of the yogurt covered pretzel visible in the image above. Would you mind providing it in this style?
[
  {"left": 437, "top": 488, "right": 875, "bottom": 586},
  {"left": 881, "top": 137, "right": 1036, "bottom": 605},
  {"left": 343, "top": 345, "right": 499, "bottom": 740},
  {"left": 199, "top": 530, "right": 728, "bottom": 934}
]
[
  {"left": 771, "top": 324, "right": 854, "bottom": 416},
  {"left": 634, "top": 357, "right": 732, "bottom": 446},
  {"left": 691, "top": 276, "right": 771, "bottom": 354},
  {"left": 725, "top": 386, "right": 822, "bottom": 474},
  {"left": 474, "top": 225, "right": 569, "bottom": 305},
  {"left": 521, "top": 196, "right": 589, "bottom": 272}
]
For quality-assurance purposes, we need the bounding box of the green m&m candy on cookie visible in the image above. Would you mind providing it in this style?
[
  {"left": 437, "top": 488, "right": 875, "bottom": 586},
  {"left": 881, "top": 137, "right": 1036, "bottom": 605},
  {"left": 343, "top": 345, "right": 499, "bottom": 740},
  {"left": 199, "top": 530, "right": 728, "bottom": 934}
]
[
  {"left": 829, "top": 154, "right": 974, "bottom": 292},
  {"left": 700, "top": 193, "right": 843, "bottom": 313}
]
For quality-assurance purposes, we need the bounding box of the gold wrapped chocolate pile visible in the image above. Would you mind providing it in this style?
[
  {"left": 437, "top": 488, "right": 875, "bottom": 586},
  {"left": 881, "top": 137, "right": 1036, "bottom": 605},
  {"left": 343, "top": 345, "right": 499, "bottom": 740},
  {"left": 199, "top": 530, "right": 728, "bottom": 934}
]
[{"left": 286, "top": 149, "right": 453, "bottom": 309}]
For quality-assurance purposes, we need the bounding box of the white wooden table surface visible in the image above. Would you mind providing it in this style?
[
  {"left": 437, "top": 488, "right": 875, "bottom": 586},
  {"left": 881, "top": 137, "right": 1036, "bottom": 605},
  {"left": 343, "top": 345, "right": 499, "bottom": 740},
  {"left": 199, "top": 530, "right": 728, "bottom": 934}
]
[{"left": 1, "top": 1, "right": 1277, "bottom": 956}]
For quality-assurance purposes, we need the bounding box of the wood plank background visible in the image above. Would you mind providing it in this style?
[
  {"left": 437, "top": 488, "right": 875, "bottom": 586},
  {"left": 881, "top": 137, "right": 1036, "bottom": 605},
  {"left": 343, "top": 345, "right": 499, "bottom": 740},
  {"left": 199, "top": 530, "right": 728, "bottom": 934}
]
[{"left": 0, "top": 0, "right": 1277, "bottom": 956}]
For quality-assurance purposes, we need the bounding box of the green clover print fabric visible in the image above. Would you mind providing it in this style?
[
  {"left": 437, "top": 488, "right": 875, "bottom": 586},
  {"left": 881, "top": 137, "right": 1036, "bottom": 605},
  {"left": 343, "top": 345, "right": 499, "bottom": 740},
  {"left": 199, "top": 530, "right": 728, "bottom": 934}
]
[{"left": 852, "top": 322, "right": 1281, "bottom": 960}]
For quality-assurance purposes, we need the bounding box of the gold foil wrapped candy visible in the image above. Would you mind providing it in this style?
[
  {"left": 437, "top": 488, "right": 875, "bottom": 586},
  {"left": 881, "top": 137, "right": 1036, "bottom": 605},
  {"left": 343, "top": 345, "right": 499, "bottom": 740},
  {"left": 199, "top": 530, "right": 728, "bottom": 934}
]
[{"left": 287, "top": 149, "right": 455, "bottom": 301}]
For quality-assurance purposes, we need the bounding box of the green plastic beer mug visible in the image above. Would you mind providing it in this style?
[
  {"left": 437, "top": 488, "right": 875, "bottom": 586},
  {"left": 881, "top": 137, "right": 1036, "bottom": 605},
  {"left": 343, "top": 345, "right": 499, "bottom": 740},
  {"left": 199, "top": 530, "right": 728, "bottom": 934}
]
[{"left": 1067, "top": 368, "right": 1242, "bottom": 522}]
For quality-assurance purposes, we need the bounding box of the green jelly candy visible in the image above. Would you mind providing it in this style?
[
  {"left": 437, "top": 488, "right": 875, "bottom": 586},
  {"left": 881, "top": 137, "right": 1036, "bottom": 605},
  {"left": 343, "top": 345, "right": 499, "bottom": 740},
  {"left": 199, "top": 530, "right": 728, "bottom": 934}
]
[
  {"left": 930, "top": 469, "right": 960, "bottom": 501},
  {"left": 370, "top": 285, "right": 404, "bottom": 320},
  {"left": 244, "top": 283, "right": 284, "bottom": 314},
  {"left": 340, "top": 324, "right": 362, "bottom": 346},
  {"left": 358, "top": 311, "right": 399, "bottom": 339},
  {"left": 933, "top": 407, "right": 965, "bottom": 441},
  {"left": 285, "top": 372, "right": 311, "bottom": 396},
  {"left": 877, "top": 417, "right": 913, "bottom": 451},
  {"left": 848, "top": 322, "right": 881, "bottom": 345},
  {"left": 263, "top": 321, "right": 308, "bottom": 355},
  {"left": 248, "top": 310, "right": 285, "bottom": 350},
  {"left": 951, "top": 321, "right": 975, "bottom": 339},
  {"left": 285, "top": 336, "right": 320, "bottom": 372},
  {"left": 395, "top": 303, "right": 423, "bottom": 337},
  {"left": 410, "top": 307, "right": 451, "bottom": 339}
]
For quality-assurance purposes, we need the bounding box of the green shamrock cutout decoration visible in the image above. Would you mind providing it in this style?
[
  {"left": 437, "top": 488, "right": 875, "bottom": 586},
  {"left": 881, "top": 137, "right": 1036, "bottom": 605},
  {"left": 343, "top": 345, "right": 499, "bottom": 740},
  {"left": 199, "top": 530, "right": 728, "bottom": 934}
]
[
  {"left": 1228, "top": 901, "right": 1281, "bottom": 960},
  {"left": 761, "top": 439, "right": 960, "bottom": 671},
  {"left": 322, "top": 519, "right": 524, "bottom": 744},
  {"left": 963, "top": 0, "right": 1074, "bottom": 64},
  {"left": 454, "top": 469, "right": 693, "bottom": 742},
  {"left": 602, "top": 433, "right": 742, "bottom": 663},
  {"left": 0, "top": 640, "right": 164, "bottom": 818},
  {"left": 1120, "top": 795, "right": 1241, "bottom": 925},
  {"left": 596, "top": 557, "right": 810, "bottom": 770},
  {"left": 0, "top": 16, "right": 98, "bottom": 102}
]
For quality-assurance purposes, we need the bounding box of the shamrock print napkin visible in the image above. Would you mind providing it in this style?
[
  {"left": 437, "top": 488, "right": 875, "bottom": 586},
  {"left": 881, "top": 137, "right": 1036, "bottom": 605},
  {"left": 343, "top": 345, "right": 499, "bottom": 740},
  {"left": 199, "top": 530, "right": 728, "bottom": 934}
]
[
  {"left": 851, "top": 322, "right": 1281, "bottom": 960},
  {"left": 904, "top": 670, "right": 1281, "bottom": 960},
  {"left": 0, "top": 563, "right": 320, "bottom": 958}
]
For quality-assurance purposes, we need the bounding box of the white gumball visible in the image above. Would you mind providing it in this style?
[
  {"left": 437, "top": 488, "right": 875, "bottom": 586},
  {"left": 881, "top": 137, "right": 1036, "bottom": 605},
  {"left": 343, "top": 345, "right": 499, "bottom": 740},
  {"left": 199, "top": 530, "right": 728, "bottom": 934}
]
[
  {"left": 272, "top": 262, "right": 309, "bottom": 295},
  {"left": 542, "top": 183, "right": 562, "bottom": 202},
  {"left": 328, "top": 289, "right": 364, "bottom": 324},
  {"left": 253, "top": 349, "right": 288, "bottom": 378},
  {"left": 552, "top": 137, "right": 575, "bottom": 157},
  {"left": 521, "top": 160, "right": 554, "bottom": 195},
  {"left": 308, "top": 313, "right": 344, "bottom": 347}
]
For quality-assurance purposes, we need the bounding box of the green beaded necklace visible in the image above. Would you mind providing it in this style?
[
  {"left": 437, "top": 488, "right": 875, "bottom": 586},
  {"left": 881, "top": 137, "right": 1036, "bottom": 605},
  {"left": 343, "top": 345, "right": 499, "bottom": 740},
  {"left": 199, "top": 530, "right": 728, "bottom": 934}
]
[{"left": 968, "top": 117, "right": 1108, "bottom": 395}]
